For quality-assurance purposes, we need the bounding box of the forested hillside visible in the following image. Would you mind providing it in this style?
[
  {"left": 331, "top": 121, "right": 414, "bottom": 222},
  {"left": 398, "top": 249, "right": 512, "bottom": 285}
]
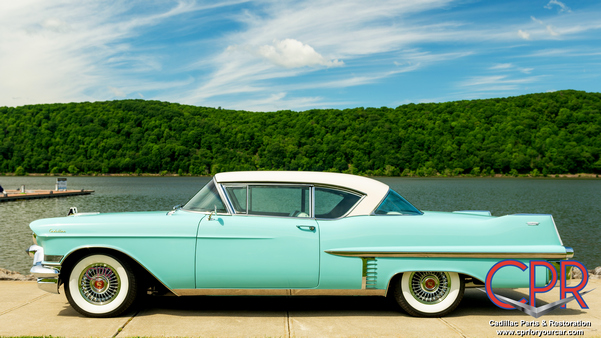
[{"left": 1, "top": 90, "right": 600, "bottom": 176}]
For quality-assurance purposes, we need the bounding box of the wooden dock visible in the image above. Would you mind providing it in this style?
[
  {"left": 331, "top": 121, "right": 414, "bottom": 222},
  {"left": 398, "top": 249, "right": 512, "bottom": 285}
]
[{"left": 0, "top": 189, "right": 94, "bottom": 202}]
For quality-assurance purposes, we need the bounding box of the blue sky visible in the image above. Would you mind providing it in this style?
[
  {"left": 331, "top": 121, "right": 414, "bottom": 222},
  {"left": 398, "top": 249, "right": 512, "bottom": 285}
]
[{"left": 1, "top": 0, "right": 600, "bottom": 111}]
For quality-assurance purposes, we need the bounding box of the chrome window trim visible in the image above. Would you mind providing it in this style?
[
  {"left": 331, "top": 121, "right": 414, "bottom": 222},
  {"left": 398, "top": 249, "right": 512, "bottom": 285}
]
[
  {"left": 221, "top": 183, "right": 314, "bottom": 218},
  {"left": 219, "top": 182, "right": 366, "bottom": 220},
  {"left": 215, "top": 180, "right": 234, "bottom": 215},
  {"left": 182, "top": 178, "right": 232, "bottom": 215},
  {"left": 311, "top": 186, "right": 315, "bottom": 219},
  {"left": 221, "top": 184, "right": 249, "bottom": 215},
  {"left": 179, "top": 209, "right": 230, "bottom": 216}
]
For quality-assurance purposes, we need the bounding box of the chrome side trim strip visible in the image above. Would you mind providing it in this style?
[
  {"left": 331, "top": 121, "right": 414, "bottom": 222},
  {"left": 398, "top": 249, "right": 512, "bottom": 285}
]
[
  {"left": 325, "top": 250, "right": 572, "bottom": 259},
  {"left": 173, "top": 289, "right": 386, "bottom": 296}
]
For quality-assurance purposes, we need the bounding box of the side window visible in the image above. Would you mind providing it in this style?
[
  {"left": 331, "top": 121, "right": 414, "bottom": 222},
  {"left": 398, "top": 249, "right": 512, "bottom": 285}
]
[
  {"left": 225, "top": 186, "right": 247, "bottom": 214},
  {"left": 374, "top": 189, "right": 422, "bottom": 215},
  {"left": 248, "top": 185, "right": 310, "bottom": 217},
  {"left": 183, "top": 180, "right": 227, "bottom": 213},
  {"left": 315, "top": 187, "right": 362, "bottom": 219}
]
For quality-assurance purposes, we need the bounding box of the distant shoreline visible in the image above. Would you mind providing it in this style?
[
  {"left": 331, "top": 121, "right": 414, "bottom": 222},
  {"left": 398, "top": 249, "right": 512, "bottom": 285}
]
[{"left": 1, "top": 172, "right": 599, "bottom": 179}]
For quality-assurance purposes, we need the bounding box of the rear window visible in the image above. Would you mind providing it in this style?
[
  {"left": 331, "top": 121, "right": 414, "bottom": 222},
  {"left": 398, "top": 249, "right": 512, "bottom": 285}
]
[
  {"left": 315, "top": 187, "right": 362, "bottom": 219},
  {"left": 374, "top": 189, "right": 422, "bottom": 215}
]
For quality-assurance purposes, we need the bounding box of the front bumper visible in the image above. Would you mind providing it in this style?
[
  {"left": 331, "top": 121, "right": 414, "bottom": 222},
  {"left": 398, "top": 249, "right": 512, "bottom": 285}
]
[{"left": 26, "top": 245, "right": 61, "bottom": 294}]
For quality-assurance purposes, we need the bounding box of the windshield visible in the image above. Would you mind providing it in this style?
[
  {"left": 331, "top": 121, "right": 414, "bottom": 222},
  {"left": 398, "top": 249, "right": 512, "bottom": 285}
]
[
  {"left": 182, "top": 180, "right": 227, "bottom": 213},
  {"left": 374, "top": 189, "right": 422, "bottom": 215}
]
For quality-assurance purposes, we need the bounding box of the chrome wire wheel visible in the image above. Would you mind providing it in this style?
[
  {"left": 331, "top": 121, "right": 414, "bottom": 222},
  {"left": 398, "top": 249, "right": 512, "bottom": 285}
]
[
  {"left": 66, "top": 254, "right": 137, "bottom": 318},
  {"left": 79, "top": 263, "right": 121, "bottom": 305},
  {"left": 409, "top": 272, "right": 450, "bottom": 304},
  {"left": 394, "top": 271, "right": 464, "bottom": 317}
]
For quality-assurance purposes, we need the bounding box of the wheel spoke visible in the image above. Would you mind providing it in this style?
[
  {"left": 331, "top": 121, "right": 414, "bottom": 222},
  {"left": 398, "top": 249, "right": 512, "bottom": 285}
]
[
  {"left": 78, "top": 263, "right": 121, "bottom": 305},
  {"left": 409, "top": 271, "right": 450, "bottom": 304}
]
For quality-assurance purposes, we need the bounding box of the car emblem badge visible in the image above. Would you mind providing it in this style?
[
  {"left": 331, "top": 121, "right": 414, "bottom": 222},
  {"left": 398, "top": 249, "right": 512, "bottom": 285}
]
[
  {"left": 93, "top": 278, "right": 105, "bottom": 291},
  {"left": 425, "top": 278, "right": 437, "bottom": 290}
]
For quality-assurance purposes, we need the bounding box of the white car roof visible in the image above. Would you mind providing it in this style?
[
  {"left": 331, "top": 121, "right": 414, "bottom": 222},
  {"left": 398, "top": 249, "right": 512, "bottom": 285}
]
[{"left": 214, "top": 171, "right": 390, "bottom": 216}]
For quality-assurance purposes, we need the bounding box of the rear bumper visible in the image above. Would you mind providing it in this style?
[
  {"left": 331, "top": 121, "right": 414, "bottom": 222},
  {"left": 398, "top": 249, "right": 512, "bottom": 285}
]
[{"left": 26, "top": 245, "right": 61, "bottom": 294}]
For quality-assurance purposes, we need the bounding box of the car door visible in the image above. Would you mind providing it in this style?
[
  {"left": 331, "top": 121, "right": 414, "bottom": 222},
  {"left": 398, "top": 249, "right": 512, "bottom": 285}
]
[{"left": 195, "top": 184, "right": 319, "bottom": 288}]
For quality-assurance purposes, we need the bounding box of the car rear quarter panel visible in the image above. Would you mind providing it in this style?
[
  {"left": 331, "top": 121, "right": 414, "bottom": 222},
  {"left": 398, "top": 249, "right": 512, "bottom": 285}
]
[{"left": 318, "top": 212, "right": 565, "bottom": 288}]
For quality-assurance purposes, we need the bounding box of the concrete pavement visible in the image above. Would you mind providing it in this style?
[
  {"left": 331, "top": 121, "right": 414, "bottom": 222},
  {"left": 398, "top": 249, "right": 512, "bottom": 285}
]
[{"left": 1, "top": 279, "right": 599, "bottom": 337}]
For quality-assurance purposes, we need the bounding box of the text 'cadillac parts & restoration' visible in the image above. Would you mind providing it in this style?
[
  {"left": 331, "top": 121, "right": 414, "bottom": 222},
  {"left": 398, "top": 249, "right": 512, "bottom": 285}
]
[{"left": 26, "top": 171, "right": 574, "bottom": 317}]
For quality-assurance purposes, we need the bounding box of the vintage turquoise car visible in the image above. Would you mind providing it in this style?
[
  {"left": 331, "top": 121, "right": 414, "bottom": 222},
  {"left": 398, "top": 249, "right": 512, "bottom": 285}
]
[{"left": 27, "top": 171, "right": 573, "bottom": 317}]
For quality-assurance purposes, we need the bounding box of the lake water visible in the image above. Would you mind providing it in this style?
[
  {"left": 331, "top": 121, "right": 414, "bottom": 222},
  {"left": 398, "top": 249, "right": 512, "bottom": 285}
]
[{"left": 1, "top": 176, "right": 599, "bottom": 275}]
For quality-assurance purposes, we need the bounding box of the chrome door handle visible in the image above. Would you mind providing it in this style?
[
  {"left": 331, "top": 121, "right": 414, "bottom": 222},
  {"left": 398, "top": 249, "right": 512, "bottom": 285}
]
[{"left": 296, "top": 225, "right": 315, "bottom": 231}]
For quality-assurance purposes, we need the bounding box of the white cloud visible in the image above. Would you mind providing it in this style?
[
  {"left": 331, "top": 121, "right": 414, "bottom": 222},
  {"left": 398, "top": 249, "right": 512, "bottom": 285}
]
[
  {"left": 108, "top": 86, "right": 126, "bottom": 97},
  {"left": 520, "top": 68, "right": 534, "bottom": 74},
  {"left": 4, "top": 0, "right": 601, "bottom": 110},
  {"left": 41, "top": 18, "right": 71, "bottom": 33},
  {"left": 490, "top": 63, "right": 513, "bottom": 70},
  {"left": 255, "top": 39, "right": 343, "bottom": 68},
  {"left": 181, "top": 0, "right": 486, "bottom": 105},
  {"left": 529, "top": 16, "right": 561, "bottom": 37},
  {"left": 545, "top": 0, "right": 571, "bottom": 13},
  {"left": 518, "top": 29, "right": 531, "bottom": 40},
  {"left": 459, "top": 75, "right": 542, "bottom": 91},
  {"left": 531, "top": 16, "right": 544, "bottom": 25},
  {"left": 523, "top": 48, "right": 601, "bottom": 58},
  {"left": 222, "top": 91, "right": 348, "bottom": 111},
  {"left": 546, "top": 25, "right": 560, "bottom": 36},
  {"left": 0, "top": 0, "right": 236, "bottom": 106},
  {"left": 489, "top": 63, "right": 533, "bottom": 74}
]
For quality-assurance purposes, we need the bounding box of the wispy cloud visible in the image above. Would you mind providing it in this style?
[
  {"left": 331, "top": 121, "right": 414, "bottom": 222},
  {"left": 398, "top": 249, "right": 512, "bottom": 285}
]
[
  {"left": 180, "top": 0, "right": 482, "bottom": 107},
  {"left": 545, "top": 0, "right": 571, "bottom": 13},
  {"left": 490, "top": 63, "right": 513, "bottom": 70},
  {"left": 489, "top": 63, "right": 533, "bottom": 74},
  {"left": 518, "top": 29, "right": 531, "bottom": 40},
  {"left": 459, "top": 75, "right": 542, "bottom": 92},
  {"left": 530, "top": 15, "right": 561, "bottom": 38},
  {"left": 225, "top": 92, "right": 348, "bottom": 112},
  {"left": 3, "top": 0, "right": 601, "bottom": 110},
  {"left": 0, "top": 0, "right": 239, "bottom": 106},
  {"left": 524, "top": 48, "right": 601, "bottom": 58}
]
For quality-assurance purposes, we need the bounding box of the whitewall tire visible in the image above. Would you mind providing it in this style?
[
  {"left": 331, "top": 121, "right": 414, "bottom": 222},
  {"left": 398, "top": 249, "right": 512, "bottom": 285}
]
[
  {"left": 394, "top": 271, "right": 464, "bottom": 317},
  {"left": 65, "top": 254, "right": 137, "bottom": 317}
]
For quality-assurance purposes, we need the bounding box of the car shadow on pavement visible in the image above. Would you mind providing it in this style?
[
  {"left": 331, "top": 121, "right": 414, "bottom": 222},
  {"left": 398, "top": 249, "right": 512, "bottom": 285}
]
[{"left": 55, "top": 287, "right": 587, "bottom": 318}]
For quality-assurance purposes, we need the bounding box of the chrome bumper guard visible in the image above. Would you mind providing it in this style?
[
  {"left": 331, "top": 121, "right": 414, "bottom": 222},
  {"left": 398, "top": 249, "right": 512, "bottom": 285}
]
[{"left": 26, "top": 245, "right": 60, "bottom": 294}]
